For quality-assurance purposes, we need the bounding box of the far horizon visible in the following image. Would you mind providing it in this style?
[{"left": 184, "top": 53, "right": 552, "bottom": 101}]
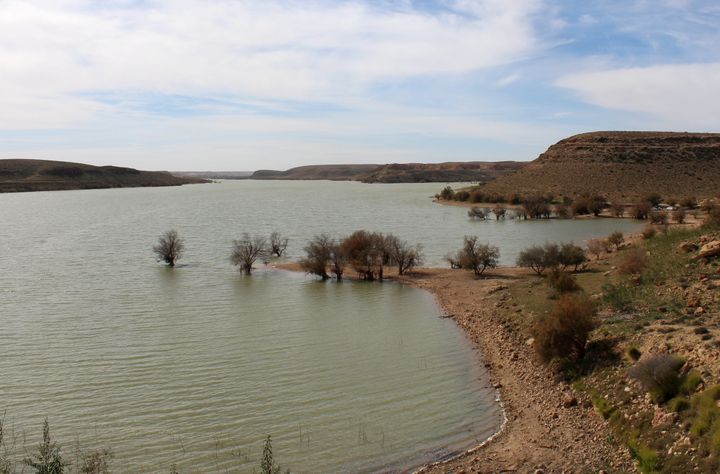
[{"left": 1, "top": 1, "right": 719, "bottom": 171}]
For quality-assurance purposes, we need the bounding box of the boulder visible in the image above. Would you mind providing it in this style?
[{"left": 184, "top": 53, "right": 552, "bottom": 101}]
[
  {"left": 680, "top": 241, "right": 699, "bottom": 252},
  {"left": 694, "top": 240, "right": 720, "bottom": 260}
]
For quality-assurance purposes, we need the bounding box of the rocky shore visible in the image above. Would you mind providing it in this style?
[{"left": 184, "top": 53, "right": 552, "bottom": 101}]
[{"left": 275, "top": 262, "right": 636, "bottom": 473}]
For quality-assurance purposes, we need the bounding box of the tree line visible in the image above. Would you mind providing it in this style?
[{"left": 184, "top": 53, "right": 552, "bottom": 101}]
[{"left": 440, "top": 186, "right": 701, "bottom": 222}]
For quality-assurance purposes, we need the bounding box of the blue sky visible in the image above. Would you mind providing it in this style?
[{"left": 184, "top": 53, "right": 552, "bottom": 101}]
[{"left": 0, "top": 0, "right": 718, "bottom": 170}]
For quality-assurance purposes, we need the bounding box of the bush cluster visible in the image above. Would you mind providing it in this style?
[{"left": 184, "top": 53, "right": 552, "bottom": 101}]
[
  {"left": 516, "top": 242, "right": 586, "bottom": 275},
  {"left": 533, "top": 293, "right": 596, "bottom": 363}
]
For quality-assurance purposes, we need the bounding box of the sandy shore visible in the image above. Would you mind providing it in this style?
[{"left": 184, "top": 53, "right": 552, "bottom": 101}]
[{"left": 275, "top": 261, "right": 635, "bottom": 473}]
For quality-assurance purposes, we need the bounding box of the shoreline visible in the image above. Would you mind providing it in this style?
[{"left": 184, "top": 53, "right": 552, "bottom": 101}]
[{"left": 274, "top": 261, "right": 636, "bottom": 472}]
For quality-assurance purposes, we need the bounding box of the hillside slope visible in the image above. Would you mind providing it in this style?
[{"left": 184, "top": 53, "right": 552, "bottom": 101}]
[
  {"left": 361, "top": 161, "right": 523, "bottom": 183},
  {"left": 478, "top": 132, "right": 720, "bottom": 202},
  {"left": 250, "top": 161, "right": 524, "bottom": 183},
  {"left": 251, "top": 164, "right": 379, "bottom": 181},
  {"left": 0, "top": 159, "right": 207, "bottom": 193}
]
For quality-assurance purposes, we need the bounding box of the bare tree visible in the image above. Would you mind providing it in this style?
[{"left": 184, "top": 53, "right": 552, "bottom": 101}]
[
  {"left": 153, "top": 230, "right": 184, "bottom": 266},
  {"left": 230, "top": 234, "right": 267, "bottom": 275},
  {"left": 300, "top": 234, "right": 332, "bottom": 280},
  {"left": 607, "top": 231, "right": 624, "bottom": 251},
  {"left": 611, "top": 202, "right": 625, "bottom": 218},
  {"left": 586, "top": 238, "right": 609, "bottom": 260},
  {"left": 269, "top": 232, "right": 289, "bottom": 257},
  {"left": 467, "top": 207, "right": 486, "bottom": 220},
  {"left": 457, "top": 236, "right": 499, "bottom": 276},
  {"left": 491, "top": 205, "right": 507, "bottom": 220},
  {"left": 386, "top": 235, "right": 424, "bottom": 275}
]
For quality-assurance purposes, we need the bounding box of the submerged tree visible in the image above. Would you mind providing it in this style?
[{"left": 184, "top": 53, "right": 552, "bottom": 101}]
[
  {"left": 153, "top": 230, "right": 184, "bottom": 267},
  {"left": 300, "top": 234, "right": 333, "bottom": 280},
  {"left": 23, "top": 418, "right": 66, "bottom": 474},
  {"left": 230, "top": 234, "right": 267, "bottom": 275},
  {"left": 269, "top": 232, "right": 289, "bottom": 258}
]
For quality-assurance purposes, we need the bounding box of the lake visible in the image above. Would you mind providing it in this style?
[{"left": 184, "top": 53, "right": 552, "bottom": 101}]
[{"left": 0, "top": 180, "right": 640, "bottom": 472}]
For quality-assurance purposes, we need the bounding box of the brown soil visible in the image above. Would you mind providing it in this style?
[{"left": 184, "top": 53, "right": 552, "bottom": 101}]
[{"left": 274, "top": 261, "right": 636, "bottom": 473}]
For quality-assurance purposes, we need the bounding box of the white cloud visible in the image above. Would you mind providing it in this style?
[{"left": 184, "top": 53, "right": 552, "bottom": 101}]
[
  {"left": 0, "top": 0, "right": 542, "bottom": 130},
  {"left": 556, "top": 62, "right": 720, "bottom": 130},
  {"left": 496, "top": 73, "right": 521, "bottom": 87}
]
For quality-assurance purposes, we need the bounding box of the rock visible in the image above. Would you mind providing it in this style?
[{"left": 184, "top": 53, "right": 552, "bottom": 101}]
[
  {"left": 695, "top": 306, "right": 706, "bottom": 315},
  {"left": 687, "top": 298, "right": 700, "bottom": 308},
  {"left": 694, "top": 240, "right": 720, "bottom": 260},
  {"left": 562, "top": 394, "right": 578, "bottom": 408},
  {"left": 680, "top": 241, "right": 699, "bottom": 252},
  {"left": 493, "top": 382, "right": 502, "bottom": 389},
  {"left": 526, "top": 337, "right": 535, "bottom": 346}
]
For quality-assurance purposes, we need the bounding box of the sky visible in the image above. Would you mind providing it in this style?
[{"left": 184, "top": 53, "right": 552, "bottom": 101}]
[{"left": 1, "top": 0, "right": 719, "bottom": 171}]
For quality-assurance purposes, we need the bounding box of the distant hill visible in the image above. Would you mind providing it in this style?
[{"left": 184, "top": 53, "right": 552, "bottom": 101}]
[
  {"left": 251, "top": 164, "right": 380, "bottom": 181},
  {"left": 0, "top": 159, "right": 207, "bottom": 193},
  {"left": 476, "top": 131, "right": 720, "bottom": 202},
  {"left": 248, "top": 162, "right": 524, "bottom": 183},
  {"left": 361, "top": 161, "right": 524, "bottom": 183},
  {"left": 173, "top": 171, "right": 253, "bottom": 180}
]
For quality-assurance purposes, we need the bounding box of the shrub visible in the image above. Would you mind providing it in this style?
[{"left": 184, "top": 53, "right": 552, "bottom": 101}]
[
  {"left": 602, "top": 282, "right": 635, "bottom": 311},
  {"left": 688, "top": 386, "right": 720, "bottom": 456},
  {"left": 628, "top": 438, "right": 660, "bottom": 474},
  {"left": 522, "top": 196, "right": 551, "bottom": 219},
  {"left": 300, "top": 234, "right": 333, "bottom": 280},
  {"left": 629, "top": 353, "right": 685, "bottom": 403},
  {"left": 632, "top": 201, "right": 652, "bottom": 220},
  {"left": 260, "top": 435, "right": 284, "bottom": 474},
  {"left": 534, "top": 293, "right": 596, "bottom": 363},
  {"left": 386, "top": 235, "right": 423, "bottom": 275},
  {"left": 674, "top": 207, "right": 687, "bottom": 224},
  {"left": 80, "top": 448, "right": 114, "bottom": 474},
  {"left": 611, "top": 202, "right": 625, "bottom": 217},
  {"left": 23, "top": 419, "right": 67, "bottom": 474},
  {"left": 704, "top": 206, "right": 720, "bottom": 228},
  {"left": 153, "top": 230, "right": 184, "bottom": 266},
  {"left": 669, "top": 396, "right": 690, "bottom": 412},
  {"left": 341, "top": 230, "right": 387, "bottom": 280},
  {"left": 590, "top": 390, "right": 616, "bottom": 420},
  {"left": 455, "top": 190, "right": 470, "bottom": 202},
  {"left": 469, "top": 191, "right": 484, "bottom": 203},
  {"left": 641, "top": 225, "right": 656, "bottom": 239},
  {"left": 230, "top": 234, "right": 268, "bottom": 275},
  {"left": 491, "top": 205, "right": 506, "bottom": 220},
  {"left": 627, "top": 345, "right": 641, "bottom": 361},
  {"left": 607, "top": 231, "right": 624, "bottom": 250},
  {"left": 618, "top": 248, "right": 648, "bottom": 275},
  {"left": 554, "top": 204, "right": 570, "bottom": 219},
  {"left": 572, "top": 194, "right": 605, "bottom": 216},
  {"left": 467, "top": 207, "right": 486, "bottom": 220},
  {"left": 439, "top": 186, "right": 454, "bottom": 200},
  {"left": 517, "top": 243, "right": 560, "bottom": 275},
  {"left": 680, "top": 196, "right": 697, "bottom": 209},
  {"left": 650, "top": 210, "right": 668, "bottom": 225},
  {"left": 645, "top": 193, "right": 662, "bottom": 207},
  {"left": 586, "top": 238, "right": 609, "bottom": 260},
  {"left": 547, "top": 269, "right": 580, "bottom": 294},
  {"left": 680, "top": 370, "right": 703, "bottom": 395},
  {"left": 269, "top": 232, "right": 289, "bottom": 257},
  {"left": 455, "top": 236, "right": 499, "bottom": 276},
  {"left": 558, "top": 242, "right": 586, "bottom": 272}
]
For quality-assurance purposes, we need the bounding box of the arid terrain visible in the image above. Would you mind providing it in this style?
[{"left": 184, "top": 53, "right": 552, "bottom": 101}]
[
  {"left": 243, "top": 161, "right": 524, "bottom": 183},
  {"left": 475, "top": 132, "right": 720, "bottom": 202},
  {"left": 0, "top": 159, "right": 207, "bottom": 193}
]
